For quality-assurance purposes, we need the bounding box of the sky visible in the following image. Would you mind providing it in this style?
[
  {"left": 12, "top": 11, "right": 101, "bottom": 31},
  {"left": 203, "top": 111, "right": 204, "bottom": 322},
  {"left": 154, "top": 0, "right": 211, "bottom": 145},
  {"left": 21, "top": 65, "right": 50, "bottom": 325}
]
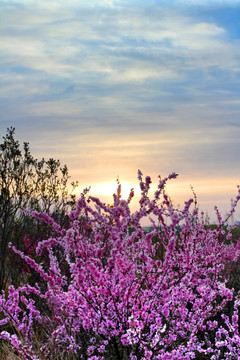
[{"left": 1, "top": 0, "right": 240, "bottom": 223}]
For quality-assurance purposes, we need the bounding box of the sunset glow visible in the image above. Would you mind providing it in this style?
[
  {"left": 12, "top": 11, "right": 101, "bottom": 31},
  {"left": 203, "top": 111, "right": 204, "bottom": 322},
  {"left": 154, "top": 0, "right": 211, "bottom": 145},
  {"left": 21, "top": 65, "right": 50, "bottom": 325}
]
[{"left": 88, "top": 181, "right": 140, "bottom": 201}]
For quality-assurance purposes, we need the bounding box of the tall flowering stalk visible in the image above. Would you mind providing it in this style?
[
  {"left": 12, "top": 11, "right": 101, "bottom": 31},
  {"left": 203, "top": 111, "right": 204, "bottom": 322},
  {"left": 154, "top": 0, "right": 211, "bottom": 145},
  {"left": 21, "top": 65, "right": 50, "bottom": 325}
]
[{"left": 1, "top": 172, "right": 240, "bottom": 359}]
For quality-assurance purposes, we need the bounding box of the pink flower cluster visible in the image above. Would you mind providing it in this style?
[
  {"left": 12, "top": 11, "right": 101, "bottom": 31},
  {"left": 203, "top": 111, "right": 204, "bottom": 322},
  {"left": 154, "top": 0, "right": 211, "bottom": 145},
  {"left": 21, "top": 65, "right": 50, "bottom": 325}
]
[{"left": 1, "top": 172, "right": 240, "bottom": 359}]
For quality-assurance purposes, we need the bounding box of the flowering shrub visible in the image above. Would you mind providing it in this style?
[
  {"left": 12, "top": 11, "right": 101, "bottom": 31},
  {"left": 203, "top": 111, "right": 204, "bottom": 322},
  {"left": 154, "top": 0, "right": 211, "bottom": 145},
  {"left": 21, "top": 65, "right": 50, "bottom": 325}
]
[{"left": 1, "top": 171, "right": 240, "bottom": 359}]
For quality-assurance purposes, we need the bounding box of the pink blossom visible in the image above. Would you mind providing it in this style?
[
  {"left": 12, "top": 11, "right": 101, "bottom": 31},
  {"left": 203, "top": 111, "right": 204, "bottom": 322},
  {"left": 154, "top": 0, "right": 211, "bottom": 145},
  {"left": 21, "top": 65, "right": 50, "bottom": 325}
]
[{"left": 1, "top": 171, "right": 240, "bottom": 359}]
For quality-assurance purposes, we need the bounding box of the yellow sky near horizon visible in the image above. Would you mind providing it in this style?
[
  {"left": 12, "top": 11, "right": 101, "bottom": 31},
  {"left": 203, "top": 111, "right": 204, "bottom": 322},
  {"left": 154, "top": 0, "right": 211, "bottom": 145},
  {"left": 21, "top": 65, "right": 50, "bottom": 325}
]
[{"left": 71, "top": 175, "right": 240, "bottom": 225}]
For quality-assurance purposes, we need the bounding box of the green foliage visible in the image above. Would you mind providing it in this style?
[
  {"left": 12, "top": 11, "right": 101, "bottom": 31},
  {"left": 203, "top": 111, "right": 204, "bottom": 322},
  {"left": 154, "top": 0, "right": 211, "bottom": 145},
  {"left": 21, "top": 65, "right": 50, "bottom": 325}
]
[{"left": 0, "top": 127, "right": 78, "bottom": 290}]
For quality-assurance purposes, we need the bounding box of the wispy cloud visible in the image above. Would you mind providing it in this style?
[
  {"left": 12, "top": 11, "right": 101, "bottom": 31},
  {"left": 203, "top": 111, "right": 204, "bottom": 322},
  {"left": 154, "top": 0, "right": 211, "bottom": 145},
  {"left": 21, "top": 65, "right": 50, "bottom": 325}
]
[{"left": 1, "top": 0, "right": 240, "bottom": 220}]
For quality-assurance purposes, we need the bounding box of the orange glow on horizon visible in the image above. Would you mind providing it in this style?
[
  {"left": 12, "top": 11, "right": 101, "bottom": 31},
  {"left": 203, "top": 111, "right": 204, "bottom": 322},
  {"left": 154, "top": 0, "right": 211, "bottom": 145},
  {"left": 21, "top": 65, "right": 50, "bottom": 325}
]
[
  {"left": 79, "top": 181, "right": 141, "bottom": 206},
  {"left": 69, "top": 175, "right": 240, "bottom": 224}
]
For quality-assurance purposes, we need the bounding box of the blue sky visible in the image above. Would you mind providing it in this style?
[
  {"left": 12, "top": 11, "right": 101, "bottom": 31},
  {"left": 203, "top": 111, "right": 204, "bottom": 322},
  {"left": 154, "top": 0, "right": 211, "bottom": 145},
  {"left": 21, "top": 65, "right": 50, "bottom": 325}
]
[{"left": 1, "top": 0, "right": 240, "bottom": 221}]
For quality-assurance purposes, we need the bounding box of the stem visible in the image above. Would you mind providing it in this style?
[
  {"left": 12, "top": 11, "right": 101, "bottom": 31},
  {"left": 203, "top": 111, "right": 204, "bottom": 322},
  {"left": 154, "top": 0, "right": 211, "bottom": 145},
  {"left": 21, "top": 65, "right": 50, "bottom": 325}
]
[{"left": 113, "top": 337, "right": 122, "bottom": 360}]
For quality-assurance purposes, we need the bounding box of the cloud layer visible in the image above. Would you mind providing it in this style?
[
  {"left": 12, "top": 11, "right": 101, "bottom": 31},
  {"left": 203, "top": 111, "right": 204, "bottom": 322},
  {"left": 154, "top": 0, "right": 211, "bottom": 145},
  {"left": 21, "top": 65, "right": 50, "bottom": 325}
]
[{"left": 1, "top": 0, "right": 240, "bottom": 221}]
